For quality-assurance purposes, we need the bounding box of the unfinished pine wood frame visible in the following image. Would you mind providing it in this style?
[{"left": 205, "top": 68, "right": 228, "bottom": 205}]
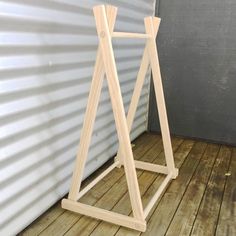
[{"left": 62, "top": 5, "right": 178, "bottom": 232}]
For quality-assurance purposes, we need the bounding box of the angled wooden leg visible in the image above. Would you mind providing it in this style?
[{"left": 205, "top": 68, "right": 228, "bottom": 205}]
[
  {"left": 93, "top": 5, "right": 144, "bottom": 220},
  {"left": 144, "top": 17, "right": 178, "bottom": 179},
  {"left": 115, "top": 18, "right": 161, "bottom": 166},
  {"left": 67, "top": 6, "right": 117, "bottom": 201}
]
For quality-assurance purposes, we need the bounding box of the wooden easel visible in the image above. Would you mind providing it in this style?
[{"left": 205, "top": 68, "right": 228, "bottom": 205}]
[{"left": 62, "top": 5, "right": 178, "bottom": 232}]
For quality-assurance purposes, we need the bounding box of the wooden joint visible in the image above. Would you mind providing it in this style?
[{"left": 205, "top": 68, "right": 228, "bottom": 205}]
[
  {"left": 171, "top": 168, "right": 179, "bottom": 179},
  {"left": 99, "top": 31, "right": 106, "bottom": 38},
  {"left": 114, "top": 156, "right": 122, "bottom": 168}
]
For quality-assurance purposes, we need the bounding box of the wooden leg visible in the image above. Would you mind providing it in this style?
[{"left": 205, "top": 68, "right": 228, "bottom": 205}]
[
  {"left": 144, "top": 17, "right": 178, "bottom": 178},
  {"left": 93, "top": 5, "right": 144, "bottom": 220},
  {"left": 68, "top": 6, "right": 117, "bottom": 201}
]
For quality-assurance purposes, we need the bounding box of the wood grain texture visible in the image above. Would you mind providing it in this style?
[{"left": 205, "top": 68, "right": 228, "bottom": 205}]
[
  {"left": 64, "top": 136, "right": 165, "bottom": 236},
  {"left": 190, "top": 146, "right": 232, "bottom": 236},
  {"left": 19, "top": 134, "right": 236, "bottom": 236},
  {"left": 66, "top": 138, "right": 183, "bottom": 236},
  {"left": 140, "top": 142, "right": 208, "bottom": 236},
  {"left": 115, "top": 139, "right": 196, "bottom": 236},
  {"left": 38, "top": 134, "right": 156, "bottom": 236},
  {"left": 216, "top": 148, "right": 236, "bottom": 236},
  {"left": 166, "top": 144, "right": 220, "bottom": 236}
]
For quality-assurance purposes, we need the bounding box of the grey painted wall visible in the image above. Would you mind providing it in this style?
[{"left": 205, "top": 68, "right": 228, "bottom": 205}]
[{"left": 149, "top": 0, "right": 236, "bottom": 145}]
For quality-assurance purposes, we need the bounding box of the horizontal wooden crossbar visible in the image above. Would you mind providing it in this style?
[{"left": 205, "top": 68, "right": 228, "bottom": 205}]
[
  {"left": 134, "top": 160, "right": 178, "bottom": 177},
  {"left": 76, "top": 161, "right": 119, "bottom": 200},
  {"left": 112, "top": 32, "right": 151, "bottom": 39},
  {"left": 134, "top": 160, "right": 168, "bottom": 174},
  {"left": 62, "top": 199, "right": 147, "bottom": 232}
]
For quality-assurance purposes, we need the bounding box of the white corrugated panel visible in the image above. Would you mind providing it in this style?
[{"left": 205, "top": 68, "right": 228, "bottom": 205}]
[{"left": 0, "top": 0, "right": 156, "bottom": 235}]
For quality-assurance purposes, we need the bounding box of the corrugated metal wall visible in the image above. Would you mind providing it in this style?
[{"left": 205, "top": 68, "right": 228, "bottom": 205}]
[{"left": 0, "top": 0, "right": 156, "bottom": 235}]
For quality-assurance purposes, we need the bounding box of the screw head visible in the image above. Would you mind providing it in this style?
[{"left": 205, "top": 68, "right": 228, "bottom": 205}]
[{"left": 100, "top": 31, "right": 106, "bottom": 38}]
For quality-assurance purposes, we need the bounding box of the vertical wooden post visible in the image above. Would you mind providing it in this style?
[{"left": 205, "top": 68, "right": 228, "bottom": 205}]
[
  {"left": 68, "top": 6, "right": 117, "bottom": 201},
  {"left": 93, "top": 5, "right": 144, "bottom": 220},
  {"left": 144, "top": 17, "right": 178, "bottom": 178}
]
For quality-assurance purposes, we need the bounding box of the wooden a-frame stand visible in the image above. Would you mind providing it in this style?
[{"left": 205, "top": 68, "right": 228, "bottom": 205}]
[{"left": 62, "top": 5, "right": 178, "bottom": 232}]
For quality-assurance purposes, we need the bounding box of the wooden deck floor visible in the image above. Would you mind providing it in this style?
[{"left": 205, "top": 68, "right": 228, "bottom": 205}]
[{"left": 20, "top": 133, "right": 236, "bottom": 236}]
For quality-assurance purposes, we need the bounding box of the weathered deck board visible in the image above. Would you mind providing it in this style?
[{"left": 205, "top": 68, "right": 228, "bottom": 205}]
[
  {"left": 190, "top": 146, "right": 232, "bottom": 236},
  {"left": 166, "top": 144, "right": 220, "bottom": 236},
  {"left": 116, "top": 141, "right": 206, "bottom": 236},
  {"left": 216, "top": 148, "right": 236, "bottom": 236},
  {"left": 19, "top": 133, "right": 236, "bottom": 236}
]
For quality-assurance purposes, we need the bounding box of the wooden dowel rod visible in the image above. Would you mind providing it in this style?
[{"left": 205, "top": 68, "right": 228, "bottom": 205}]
[
  {"left": 112, "top": 32, "right": 151, "bottom": 39},
  {"left": 77, "top": 161, "right": 119, "bottom": 200}
]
